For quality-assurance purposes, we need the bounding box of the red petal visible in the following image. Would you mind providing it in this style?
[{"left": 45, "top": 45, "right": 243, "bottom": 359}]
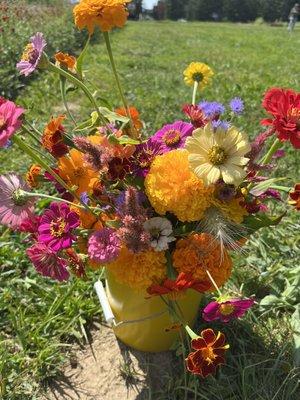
[
  {"left": 201, "top": 328, "right": 216, "bottom": 345},
  {"left": 191, "top": 338, "right": 206, "bottom": 350}
]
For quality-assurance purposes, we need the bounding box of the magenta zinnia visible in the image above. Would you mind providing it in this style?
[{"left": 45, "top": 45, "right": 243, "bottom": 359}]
[
  {"left": 27, "top": 242, "right": 69, "bottom": 281},
  {"left": 88, "top": 228, "right": 121, "bottom": 264},
  {"left": 202, "top": 298, "right": 254, "bottom": 323},
  {"left": 38, "top": 202, "right": 80, "bottom": 251},
  {"left": 0, "top": 100, "right": 24, "bottom": 148},
  {"left": 0, "top": 174, "right": 35, "bottom": 229},
  {"left": 16, "top": 32, "right": 47, "bottom": 76},
  {"left": 151, "top": 120, "right": 193, "bottom": 153}
]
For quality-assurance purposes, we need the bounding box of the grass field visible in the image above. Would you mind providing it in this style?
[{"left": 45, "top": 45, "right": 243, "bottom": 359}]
[{"left": 0, "top": 21, "right": 300, "bottom": 399}]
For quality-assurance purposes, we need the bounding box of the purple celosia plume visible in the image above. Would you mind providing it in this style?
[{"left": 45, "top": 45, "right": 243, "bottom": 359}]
[
  {"left": 16, "top": 32, "right": 47, "bottom": 76},
  {"left": 202, "top": 298, "right": 254, "bottom": 323},
  {"left": 73, "top": 136, "right": 111, "bottom": 171},
  {"left": 88, "top": 228, "right": 121, "bottom": 264},
  {"left": 151, "top": 120, "right": 193, "bottom": 153},
  {"left": 38, "top": 202, "right": 79, "bottom": 251},
  {"left": 0, "top": 100, "right": 24, "bottom": 148},
  {"left": 27, "top": 242, "right": 69, "bottom": 281},
  {"left": 0, "top": 174, "right": 35, "bottom": 229}
]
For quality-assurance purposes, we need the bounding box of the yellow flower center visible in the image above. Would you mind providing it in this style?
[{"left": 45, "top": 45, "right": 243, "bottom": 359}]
[
  {"left": 201, "top": 346, "right": 216, "bottom": 364},
  {"left": 50, "top": 218, "right": 66, "bottom": 238},
  {"left": 192, "top": 72, "right": 204, "bottom": 82},
  {"left": 219, "top": 303, "right": 235, "bottom": 316},
  {"left": 21, "top": 43, "right": 36, "bottom": 62},
  {"left": 162, "top": 129, "right": 181, "bottom": 146},
  {"left": 208, "top": 145, "right": 228, "bottom": 165},
  {"left": 0, "top": 117, "right": 6, "bottom": 131}
]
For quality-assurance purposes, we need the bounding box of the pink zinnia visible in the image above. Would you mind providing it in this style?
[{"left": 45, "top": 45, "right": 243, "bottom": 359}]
[
  {"left": 0, "top": 174, "right": 35, "bottom": 229},
  {"left": 38, "top": 202, "right": 79, "bottom": 251},
  {"left": 151, "top": 120, "right": 193, "bottom": 153},
  {"left": 202, "top": 298, "right": 254, "bottom": 323},
  {"left": 27, "top": 243, "right": 69, "bottom": 281},
  {"left": 0, "top": 100, "right": 24, "bottom": 148},
  {"left": 16, "top": 32, "right": 46, "bottom": 76},
  {"left": 88, "top": 228, "right": 121, "bottom": 264}
]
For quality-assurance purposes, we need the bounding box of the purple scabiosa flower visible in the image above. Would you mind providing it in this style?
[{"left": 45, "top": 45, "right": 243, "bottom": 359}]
[
  {"left": 202, "top": 298, "right": 254, "bottom": 323},
  {"left": 88, "top": 228, "right": 121, "bottom": 264},
  {"left": 151, "top": 120, "right": 193, "bottom": 153},
  {"left": 130, "top": 139, "right": 163, "bottom": 177},
  {"left": 38, "top": 202, "right": 80, "bottom": 251},
  {"left": 16, "top": 32, "right": 47, "bottom": 76},
  {"left": 229, "top": 97, "right": 244, "bottom": 115},
  {"left": 0, "top": 174, "right": 35, "bottom": 229},
  {"left": 27, "top": 242, "right": 69, "bottom": 281},
  {"left": 199, "top": 101, "right": 225, "bottom": 119},
  {"left": 212, "top": 120, "right": 230, "bottom": 131},
  {"left": 0, "top": 100, "right": 24, "bottom": 148}
]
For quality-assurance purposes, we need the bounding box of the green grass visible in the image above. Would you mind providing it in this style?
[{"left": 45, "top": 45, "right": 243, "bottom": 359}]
[{"left": 0, "top": 21, "right": 300, "bottom": 399}]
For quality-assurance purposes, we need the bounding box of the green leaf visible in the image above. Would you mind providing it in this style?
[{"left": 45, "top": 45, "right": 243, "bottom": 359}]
[
  {"left": 99, "top": 107, "right": 129, "bottom": 124},
  {"left": 250, "top": 178, "right": 286, "bottom": 196},
  {"left": 105, "top": 220, "right": 121, "bottom": 229},
  {"left": 76, "top": 36, "right": 90, "bottom": 79},
  {"left": 291, "top": 305, "right": 300, "bottom": 366},
  {"left": 243, "top": 212, "right": 286, "bottom": 234},
  {"left": 117, "top": 135, "right": 140, "bottom": 145}
]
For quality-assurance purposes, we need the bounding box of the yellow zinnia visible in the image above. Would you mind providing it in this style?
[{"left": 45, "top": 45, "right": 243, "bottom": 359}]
[
  {"left": 183, "top": 62, "right": 214, "bottom": 90},
  {"left": 145, "top": 149, "right": 214, "bottom": 222},
  {"left": 73, "top": 0, "right": 131, "bottom": 34},
  {"left": 185, "top": 123, "right": 251, "bottom": 187}
]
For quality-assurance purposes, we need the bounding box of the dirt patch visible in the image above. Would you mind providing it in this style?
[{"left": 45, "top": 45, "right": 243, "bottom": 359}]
[{"left": 45, "top": 325, "right": 174, "bottom": 400}]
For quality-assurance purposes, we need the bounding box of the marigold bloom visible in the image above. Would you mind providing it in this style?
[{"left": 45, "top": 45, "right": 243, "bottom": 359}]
[
  {"left": 183, "top": 62, "right": 214, "bottom": 90},
  {"left": 203, "top": 298, "right": 254, "bottom": 323},
  {"left": 0, "top": 100, "right": 24, "bottom": 148},
  {"left": 38, "top": 202, "right": 80, "bottom": 251},
  {"left": 58, "top": 148, "right": 99, "bottom": 195},
  {"left": 185, "top": 123, "right": 251, "bottom": 186},
  {"left": 27, "top": 242, "right": 69, "bottom": 281},
  {"left": 145, "top": 150, "right": 214, "bottom": 222},
  {"left": 186, "top": 329, "right": 229, "bottom": 377},
  {"left": 147, "top": 272, "right": 210, "bottom": 299},
  {"left": 73, "top": 0, "right": 131, "bottom": 34},
  {"left": 55, "top": 52, "right": 76, "bottom": 72},
  {"left": 289, "top": 183, "right": 300, "bottom": 210},
  {"left": 115, "top": 106, "right": 143, "bottom": 131},
  {"left": 107, "top": 247, "right": 167, "bottom": 290},
  {"left": 16, "top": 32, "right": 46, "bottom": 76},
  {"left": 25, "top": 164, "right": 41, "bottom": 188},
  {"left": 42, "top": 115, "right": 68, "bottom": 158},
  {"left": 172, "top": 233, "right": 232, "bottom": 289},
  {"left": 212, "top": 197, "right": 248, "bottom": 224},
  {"left": 261, "top": 87, "right": 300, "bottom": 149}
]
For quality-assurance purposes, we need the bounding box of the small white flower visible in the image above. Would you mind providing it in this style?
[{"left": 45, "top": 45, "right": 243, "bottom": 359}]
[{"left": 143, "top": 217, "right": 175, "bottom": 251}]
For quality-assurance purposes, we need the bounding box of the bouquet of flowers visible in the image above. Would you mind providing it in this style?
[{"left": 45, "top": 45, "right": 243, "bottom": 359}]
[{"left": 1, "top": 0, "right": 299, "bottom": 378}]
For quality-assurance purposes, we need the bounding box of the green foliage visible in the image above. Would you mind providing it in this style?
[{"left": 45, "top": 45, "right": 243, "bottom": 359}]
[
  {"left": 165, "top": 0, "right": 187, "bottom": 20},
  {"left": 223, "top": 0, "right": 261, "bottom": 22}
]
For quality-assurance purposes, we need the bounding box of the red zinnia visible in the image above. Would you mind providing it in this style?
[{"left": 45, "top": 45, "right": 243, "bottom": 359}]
[
  {"left": 182, "top": 104, "right": 206, "bottom": 128},
  {"left": 147, "top": 272, "right": 210, "bottom": 299},
  {"left": 186, "top": 328, "right": 229, "bottom": 378},
  {"left": 289, "top": 183, "right": 300, "bottom": 211},
  {"left": 261, "top": 88, "right": 300, "bottom": 149}
]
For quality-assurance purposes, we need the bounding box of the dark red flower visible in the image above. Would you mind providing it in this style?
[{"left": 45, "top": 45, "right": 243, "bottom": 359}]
[
  {"left": 261, "top": 88, "right": 300, "bottom": 149},
  {"left": 107, "top": 157, "right": 130, "bottom": 180},
  {"left": 289, "top": 183, "right": 300, "bottom": 211},
  {"left": 65, "top": 248, "right": 86, "bottom": 278},
  {"left": 186, "top": 329, "right": 229, "bottom": 377},
  {"left": 182, "top": 104, "right": 206, "bottom": 128},
  {"left": 147, "top": 272, "right": 210, "bottom": 299}
]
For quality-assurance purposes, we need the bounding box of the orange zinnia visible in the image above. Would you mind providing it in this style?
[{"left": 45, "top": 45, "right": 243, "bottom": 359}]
[
  {"left": 25, "top": 164, "right": 41, "bottom": 188},
  {"left": 186, "top": 329, "right": 229, "bottom": 377},
  {"left": 58, "top": 148, "right": 99, "bottom": 195},
  {"left": 42, "top": 115, "right": 68, "bottom": 158},
  {"left": 73, "top": 0, "right": 131, "bottom": 34},
  {"left": 55, "top": 52, "right": 76, "bottom": 72}
]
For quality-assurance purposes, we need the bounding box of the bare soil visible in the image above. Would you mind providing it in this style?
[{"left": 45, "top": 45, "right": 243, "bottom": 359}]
[{"left": 45, "top": 325, "right": 174, "bottom": 400}]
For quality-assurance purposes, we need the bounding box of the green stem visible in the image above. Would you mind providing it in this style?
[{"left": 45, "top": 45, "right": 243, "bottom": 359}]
[
  {"left": 25, "top": 121, "right": 42, "bottom": 137},
  {"left": 260, "top": 138, "right": 282, "bottom": 165},
  {"left": 48, "top": 62, "right": 102, "bottom": 122},
  {"left": 103, "top": 32, "right": 135, "bottom": 135},
  {"left": 192, "top": 81, "right": 198, "bottom": 105},
  {"left": 23, "top": 191, "right": 87, "bottom": 210},
  {"left": 165, "top": 250, "right": 177, "bottom": 279},
  {"left": 60, "top": 77, "right": 77, "bottom": 126},
  {"left": 206, "top": 269, "right": 222, "bottom": 296},
  {"left": 22, "top": 125, "right": 42, "bottom": 146}
]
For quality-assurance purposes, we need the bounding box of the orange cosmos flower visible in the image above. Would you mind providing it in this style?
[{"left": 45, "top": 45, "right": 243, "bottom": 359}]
[
  {"left": 73, "top": 0, "right": 131, "bottom": 34},
  {"left": 25, "top": 164, "right": 41, "bottom": 188},
  {"left": 57, "top": 148, "right": 99, "bottom": 195},
  {"left": 186, "top": 329, "right": 229, "bottom": 377},
  {"left": 55, "top": 52, "right": 76, "bottom": 72},
  {"left": 42, "top": 115, "right": 69, "bottom": 158},
  {"left": 289, "top": 183, "right": 300, "bottom": 210}
]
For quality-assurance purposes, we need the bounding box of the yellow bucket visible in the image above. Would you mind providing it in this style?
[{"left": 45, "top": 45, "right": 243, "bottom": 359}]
[{"left": 106, "top": 270, "right": 202, "bottom": 352}]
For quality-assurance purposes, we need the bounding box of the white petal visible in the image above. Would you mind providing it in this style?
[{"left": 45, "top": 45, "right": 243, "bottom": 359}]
[
  {"left": 192, "top": 162, "right": 213, "bottom": 179},
  {"left": 227, "top": 156, "right": 249, "bottom": 166},
  {"left": 206, "top": 166, "right": 221, "bottom": 184},
  {"left": 220, "top": 164, "right": 246, "bottom": 185}
]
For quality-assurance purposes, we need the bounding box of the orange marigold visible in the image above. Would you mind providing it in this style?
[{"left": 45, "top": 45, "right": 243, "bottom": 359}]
[
  {"left": 107, "top": 247, "right": 167, "bottom": 290},
  {"left": 25, "top": 164, "right": 41, "bottom": 188},
  {"left": 73, "top": 0, "right": 131, "bottom": 34},
  {"left": 42, "top": 115, "right": 68, "bottom": 158},
  {"left": 172, "top": 233, "right": 232, "bottom": 291},
  {"left": 212, "top": 197, "right": 248, "bottom": 224},
  {"left": 145, "top": 150, "right": 214, "bottom": 222},
  {"left": 55, "top": 52, "right": 76, "bottom": 72}
]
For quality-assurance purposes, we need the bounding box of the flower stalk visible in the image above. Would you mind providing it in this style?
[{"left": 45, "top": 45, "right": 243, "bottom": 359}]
[{"left": 192, "top": 81, "right": 198, "bottom": 106}]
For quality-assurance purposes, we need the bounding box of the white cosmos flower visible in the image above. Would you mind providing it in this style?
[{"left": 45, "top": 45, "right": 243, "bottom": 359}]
[
  {"left": 185, "top": 123, "right": 251, "bottom": 186},
  {"left": 143, "top": 217, "right": 175, "bottom": 252}
]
